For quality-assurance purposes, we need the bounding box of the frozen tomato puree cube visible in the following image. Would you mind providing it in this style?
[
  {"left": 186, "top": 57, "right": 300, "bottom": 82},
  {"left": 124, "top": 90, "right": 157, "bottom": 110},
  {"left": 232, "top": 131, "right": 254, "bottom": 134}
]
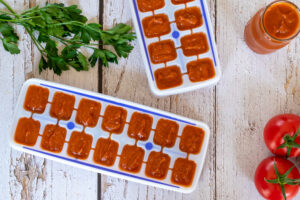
[
  {"left": 171, "top": 0, "right": 194, "bottom": 5},
  {"left": 128, "top": 112, "right": 153, "bottom": 141},
  {"left": 154, "top": 66, "right": 183, "bottom": 90},
  {"left": 76, "top": 99, "right": 101, "bottom": 127},
  {"left": 14, "top": 117, "right": 40, "bottom": 146},
  {"left": 41, "top": 124, "right": 66, "bottom": 153},
  {"left": 119, "top": 145, "right": 145, "bottom": 173},
  {"left": 24, "top": 85, "right": 49, "bottom": 113},
  {"left": 142, "top": 14, "right": 171, "bottom": 38},
  {"left": 171, "top": 158, "right": 196, "bottom": 186},
  {"left": 145, "top": 151, "right": 170, "bottom": 179},
  {"left": 102, "top": 105, "right": 127, "bottom": 134},
  {"left": 50, "top": 92, "right": 75, "bottom": 120},
  {"left": 149, "top": 40, "right": 177, "bottom": 64},
  {"left": 137, "top": 0, "right": 165, "bottom": 12},
  {"left": 93, "top": 138, "right": 119, "bottom": 166},
  {"left": 179, "top": 125, "right": 205, "bottom": 154},
  {"left": 154, "top": 119, "right": 179, "bottom": 148},
  {"left": 175, "top": 7, "right": 203, "bottom": 30},
  {"left": 187, "top": 58, "right": 215, "bottom": 82},
  {"left": 67, "top": 131, "right": 93, "bottom": 159},
  {"left": 181, "top": 33, "right": 209, "bottom": 56}
]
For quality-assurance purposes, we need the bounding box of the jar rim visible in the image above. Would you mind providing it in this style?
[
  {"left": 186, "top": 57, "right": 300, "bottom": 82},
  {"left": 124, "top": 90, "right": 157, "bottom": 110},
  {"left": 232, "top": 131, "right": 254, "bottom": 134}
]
[{"left": 262, "top": 0, "right": 300, "bottom": 42}]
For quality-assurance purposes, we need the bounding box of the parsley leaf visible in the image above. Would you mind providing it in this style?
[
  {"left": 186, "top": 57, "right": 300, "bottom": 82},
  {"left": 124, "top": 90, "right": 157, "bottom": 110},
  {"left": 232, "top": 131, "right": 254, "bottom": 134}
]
[
  {"left": 2, "top": 37, "right": 20, "bottom": 54},
  {"left": 89, "top": 49, "right": 118, "bottom": 67},
  {"left": 0, "top": 15, "right": 20, "bottom": 54}
]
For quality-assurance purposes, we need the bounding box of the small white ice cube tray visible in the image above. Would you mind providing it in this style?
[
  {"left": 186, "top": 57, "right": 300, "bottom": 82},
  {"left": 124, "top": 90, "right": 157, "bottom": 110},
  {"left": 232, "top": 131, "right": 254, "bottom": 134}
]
[
  {"left": 129, "top": 0, "right": 221, "bottom": 96},
  {"left": 9, "top": 79, "right": 210, "bottom": 193}
]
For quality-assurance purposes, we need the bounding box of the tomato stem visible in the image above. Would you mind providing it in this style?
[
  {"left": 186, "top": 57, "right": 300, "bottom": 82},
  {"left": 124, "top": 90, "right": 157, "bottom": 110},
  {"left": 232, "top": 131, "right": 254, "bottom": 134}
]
[
  {"left": 265, "top": 161, "right": 300, "bottom": 200},
  {"left": 277, "top": 125, "right": 300, "bottom": 157}
]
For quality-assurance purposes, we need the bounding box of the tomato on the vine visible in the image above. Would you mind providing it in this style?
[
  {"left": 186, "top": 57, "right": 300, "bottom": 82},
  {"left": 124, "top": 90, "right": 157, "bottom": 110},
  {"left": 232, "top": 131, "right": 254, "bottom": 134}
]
[
  {"left": 255, "top": 157, "right": 300, "bottom": 200},
  {"left": 264, "top": 114, "right": 300, "bottom": 157}
]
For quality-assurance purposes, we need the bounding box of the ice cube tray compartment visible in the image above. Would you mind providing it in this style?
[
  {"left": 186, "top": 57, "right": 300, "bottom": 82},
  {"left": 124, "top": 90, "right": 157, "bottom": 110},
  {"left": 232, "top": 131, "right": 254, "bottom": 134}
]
[
  {"left": 129, "top": 0, "right": 221, "bottom": 96},
  {"left": 10, "top": 79, "right": 210, "bottom": 193}
]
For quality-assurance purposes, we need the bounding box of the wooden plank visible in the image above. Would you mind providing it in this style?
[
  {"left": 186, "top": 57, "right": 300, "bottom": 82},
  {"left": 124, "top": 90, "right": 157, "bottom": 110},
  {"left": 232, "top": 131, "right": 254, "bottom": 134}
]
[
  {"left": 1, "top": 0, "right": 99, "bottom": 199},
  {"left": 0, "top": 1, "right": 46, "bottom": 199},
  {"left": 101, "top": 0, "right": 216, "bottom": 199},
  {"left": 216, "top": 0, "right": 300, "bottom": 199}
]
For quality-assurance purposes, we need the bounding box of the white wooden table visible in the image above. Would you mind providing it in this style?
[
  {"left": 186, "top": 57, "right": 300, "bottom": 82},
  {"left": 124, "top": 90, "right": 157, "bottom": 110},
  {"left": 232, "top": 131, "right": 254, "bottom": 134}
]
[{"left": 1, "top": 0, "right": 300, "bottom": 199}]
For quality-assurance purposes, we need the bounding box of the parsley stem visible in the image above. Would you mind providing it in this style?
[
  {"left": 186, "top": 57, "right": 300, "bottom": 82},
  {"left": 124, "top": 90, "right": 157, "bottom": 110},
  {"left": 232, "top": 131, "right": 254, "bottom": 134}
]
[
  {"left": 0, "top": 16, "right": 40, "bottom": 23},
  {"left": 25, "top": 26, "right": 46, "bottom": 56},
  {"left": 0, "top": 10, "right": 13, "bottom": 15},
  {"left": 0, "top": 0, "right": 16, "bottom": 15},
  {"left": 0, "top": 18, "right": 15, "bottom": 22},
  {"left": 53, "top": 35, "right": 100, "bottom": 46},
  {"left": 51, "top": 35, "right": 100, "bottom": 52},
  {"left": 49, "top": 21, "right": 103, "bottom": 35},
  {"left": 48, "top": 21, "right": 82, "bottom": 26},
  {"left": 0, "top": 0, "right": 47, "bottom": 57}
]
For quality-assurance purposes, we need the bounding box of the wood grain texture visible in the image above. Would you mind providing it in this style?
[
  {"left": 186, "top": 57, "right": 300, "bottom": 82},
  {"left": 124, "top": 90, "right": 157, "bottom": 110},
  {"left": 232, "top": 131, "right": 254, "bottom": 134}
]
[
  {"left": 101, "top": 0, "right": 216, "bottom": 199},
  {"left": 1, "top": 0, "right": 99, "bottom": 199},
  {"left": 0, "top": 1, "right": 45, "bottom": 199},
  {"left": 216, "top": 0, "right": 300, "bottom": 199}
]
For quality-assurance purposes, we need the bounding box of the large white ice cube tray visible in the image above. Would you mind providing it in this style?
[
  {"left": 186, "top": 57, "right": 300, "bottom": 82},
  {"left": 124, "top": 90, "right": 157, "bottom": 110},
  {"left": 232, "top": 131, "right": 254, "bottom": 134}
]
[
  {"left": 129, "top": 0, "right": 221, "bottom": 96},
  {"left": 9, "top": 79, "right": 210, "bottom": 193}
]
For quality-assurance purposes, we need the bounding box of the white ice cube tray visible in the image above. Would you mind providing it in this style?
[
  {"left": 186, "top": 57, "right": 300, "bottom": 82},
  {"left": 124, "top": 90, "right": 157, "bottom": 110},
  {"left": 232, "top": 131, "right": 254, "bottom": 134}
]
[
  {"left": 9, "top": 79, "right": 210, "bottom": 193},
  {"left": 129, "top": 0, "right": 221, "bottom": 96}
]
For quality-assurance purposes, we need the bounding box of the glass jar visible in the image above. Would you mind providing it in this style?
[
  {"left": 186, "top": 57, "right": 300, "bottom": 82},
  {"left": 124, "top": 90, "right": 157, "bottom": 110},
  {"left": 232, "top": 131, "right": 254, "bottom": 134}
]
[{"left": 244, "top": 0, "right": 300, "bottom": 54}]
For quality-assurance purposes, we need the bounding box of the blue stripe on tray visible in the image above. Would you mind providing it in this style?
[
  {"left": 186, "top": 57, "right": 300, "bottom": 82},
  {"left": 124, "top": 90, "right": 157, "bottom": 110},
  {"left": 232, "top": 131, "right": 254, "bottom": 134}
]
[
  {"left": 40, "top": 83, "right": 196, "bottom": 125},
  {"left": 200, "top": 0, "right": 217, "bottom": 66},
  {"left": 23, "top": 147, "right": 180, "bottom": 189},
  {"left": 131, "top": 0, "right": 218, "bottom": 79}
]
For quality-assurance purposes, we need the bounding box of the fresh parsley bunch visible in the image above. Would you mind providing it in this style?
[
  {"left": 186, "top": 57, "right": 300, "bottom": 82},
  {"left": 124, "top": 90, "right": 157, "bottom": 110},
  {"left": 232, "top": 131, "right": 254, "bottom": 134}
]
[{"left": 0, "top": 0, "right": 136, "bottom": 75}]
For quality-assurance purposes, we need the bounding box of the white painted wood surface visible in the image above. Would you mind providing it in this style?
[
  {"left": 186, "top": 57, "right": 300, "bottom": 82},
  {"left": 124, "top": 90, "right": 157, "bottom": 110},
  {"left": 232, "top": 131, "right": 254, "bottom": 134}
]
[
  {"left": 1, "top": 0, "right": 300, "bottom": 199},
  {"left": 216, "top": 0, "right": 300, "bottom": 199}
]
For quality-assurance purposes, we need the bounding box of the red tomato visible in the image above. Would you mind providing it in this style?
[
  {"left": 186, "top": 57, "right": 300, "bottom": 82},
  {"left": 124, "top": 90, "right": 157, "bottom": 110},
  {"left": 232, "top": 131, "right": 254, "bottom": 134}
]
[
  {"left": 255, "top": 157, "right": 300, "bottom": 200},
  {"left": 264, "top": 114, "right": 300, "bottom": 157}
]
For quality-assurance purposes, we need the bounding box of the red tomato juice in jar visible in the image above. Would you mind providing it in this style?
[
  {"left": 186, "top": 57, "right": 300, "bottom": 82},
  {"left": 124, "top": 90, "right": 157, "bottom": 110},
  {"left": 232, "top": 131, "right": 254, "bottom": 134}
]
[{"left": 244, "top": 0, "right": 300, "bottom": 54}]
